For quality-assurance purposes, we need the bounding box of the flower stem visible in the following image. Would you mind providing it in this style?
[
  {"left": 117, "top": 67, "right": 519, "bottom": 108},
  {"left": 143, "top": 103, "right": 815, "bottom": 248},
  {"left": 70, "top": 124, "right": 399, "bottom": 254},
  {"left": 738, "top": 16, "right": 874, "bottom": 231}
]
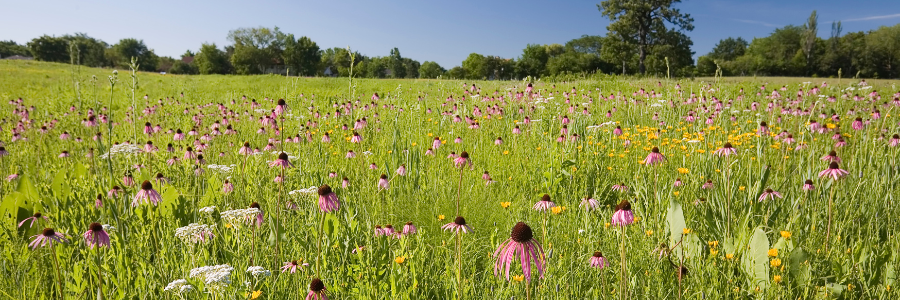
[
  {"left": 317, "top": 212, "right": 326, "bottom": 278},
  {"left": 825, "top": 182, "right": 836, "bottom": 253},
  {"left": 456, "top": 232, "right": 462, "bottom": 300},
  {"left": 51, "top": 242, "right": 65, "bottom": 300},
  {"left": 95, "top": 248, "right": 104, "bottom": 300}
]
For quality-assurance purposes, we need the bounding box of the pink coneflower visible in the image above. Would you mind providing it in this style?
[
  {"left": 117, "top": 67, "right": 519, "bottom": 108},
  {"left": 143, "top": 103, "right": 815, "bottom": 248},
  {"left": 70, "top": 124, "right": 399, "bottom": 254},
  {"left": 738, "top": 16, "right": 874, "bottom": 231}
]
[
  {"left": 346, "top": 150, "right": 356, "bottom": 158},
  {"left": 758, "top": 188, "right": 783, "bottom": 202},
  {"left": 425, "top": 148, "right": 435, "bottom": 156},
  {"left": 248, "top": 202, "right": 265, "bottom": 227},
  {"left": 306, "top": 278, "right": 328, "bottom": 300},
  {"left": 83, "top": 222, "right": 110, "bottom": 249},
  {"left": 154, "top": 173, "right": 169, "bottom": 186},
  {"left": 493, "top": 222, "right": 545, "bottom": 282},
  {"left": 820, "top": 150, "right": 841, "bottom": 163},
  {"left": 613, "top": 126, "right": 623, "bottom": 136},
  {"left": 275, "top": 99, "right": 287, "bottom": 116},
  {"left": 802, "top": 179, "right": 815, "bottom": 191},
  {"left": 222, "top": 180, "right": 234, "bottom": 194},
  {"left": 643, "top": 147, "right": 665, "bottom": 165},
  {"left": 18, "top": 212, "right": 49, "bottom": 228},
  {"left": 402, "top": 222, "right": 416, "bottom": 235},
  {"left": 329, "top": 172, "right": 337, "bottom": 178},
  {"left": 173, "top": 129, "right": 185, "bottom": 141},
  {"left": 107, "top": 186, "right": 121, "bottom": 198},
  {"left": 281, "top": 260, "right": 308, "bottom": 274},
  {"left": 382, "top": 224, "right": 396, "bottom": 236},
  {"left": 342, "top": 177, "right": 350, "bottom": 188},
  {"left": 122, "top": 174, "right": 135, "bottom": 187},
  {"left": 852, "top": 117, "right": 864, "bottom": 130},
  {"left": 274, "top": 175, "right": 284, "bottom": 183},
  {"left": 269, "top": 152, "right": 293, "bottom": 168},
  {"left": 377, "top": 174, "right": 389, "bottom": 190},
  {"left": 533, "top": 194, "right": 556, "bottom": 212},
  {"left": 673, "top": 178, "right": 683, "bottom": 187},
  {"left": 758, "top": 121, "right": 769, "bottom": 135},
  {"left": 890, "top": 134, "right": 900, "bottom": 147},
  {"left": 58, "top": 151, "right": 70, "bottom": 158},
  {"left": 702, "top": 180, "right": 714, "bottom": 189},
  {"left": 368, "top": 163, "right": 378, "bottom": 170},
  {"left": 396, "top": 164, "right": 407, "bottom": 176},
  {"left": 350, "top": 132, "right": 362, "bottom": 143},
  {"left": 374, "top": 225, "right": 386, "bottom": 237},
  {"left": 819, "top": 162, "right": 849, "bottom": 180},
  {"left": 321, "top": 133, "right": 331, "bottom": 143},
  {"left": 612, "top": 183, "right": 628, "bottom": 192},
  {"left": 494, "top": 137, "right": 503, "bottom": 145},
  {"left": 5, "top": 173, "right": 18, "bottom": 182},
  {"left": 442, "top": 216, "right": 473, "bottom": 234},
  {"left": 183, "top": 147, "right": 196, "bottom": 160},
  {"left": 454, "top": 151, "right": 472, "bottom": 169},
  {"left": 317, "top": 185, "right": 340, "bottom": 213},
  {"left": 29, "top": 228, "right": 68, "bottom": 250},
  {"left": 132, "top": 181, "right": 162, "bottom": 207},
  {"left": 835, "top": 138, "right": 847, "bottom": 148},
  {"left": 589, "top": 251, "right": 608, "bottom": 269},
  {"left": 714, "top": 143, "right": 738, "bottom": 156},
  {"left": 0, "top": 146, "right": 8, "bottom": 157},
  {"left": 239, "top": 142, "right": 252, "bottom": 155},
  {"left": 454, "top": 137, "right": 462, "bottom": 144},
  {"left": 611, "top": 200, "right": 635, "bottom": 226},
  {"left": 580, "top": 197, "right": 599, "bottom": 211},
  {"left": 95, "top": 194, "right": 103, "bottom": 208},
  {"left": 513, "top": 126, "right": 521, "bottom": 134},
  {"left": 432, "top": 137, "right": 442, "bottom": 149}
]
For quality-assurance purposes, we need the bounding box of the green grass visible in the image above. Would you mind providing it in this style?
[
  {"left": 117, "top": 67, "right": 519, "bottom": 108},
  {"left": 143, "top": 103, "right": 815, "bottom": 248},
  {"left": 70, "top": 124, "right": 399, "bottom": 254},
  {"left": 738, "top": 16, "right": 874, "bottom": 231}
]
[{"left": 0, "top": 59, "right": 898, "bottom": 299}]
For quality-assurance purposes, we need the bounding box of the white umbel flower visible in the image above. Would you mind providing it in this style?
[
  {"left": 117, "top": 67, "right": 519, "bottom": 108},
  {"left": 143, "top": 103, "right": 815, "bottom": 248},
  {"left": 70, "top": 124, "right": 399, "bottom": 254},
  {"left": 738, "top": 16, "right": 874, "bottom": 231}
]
[
  {"left": 247, "top": 266, "right": 271, "bottom": 278},
  {"left": 175, "top": 223, "right": 215, "bottom": 244}
]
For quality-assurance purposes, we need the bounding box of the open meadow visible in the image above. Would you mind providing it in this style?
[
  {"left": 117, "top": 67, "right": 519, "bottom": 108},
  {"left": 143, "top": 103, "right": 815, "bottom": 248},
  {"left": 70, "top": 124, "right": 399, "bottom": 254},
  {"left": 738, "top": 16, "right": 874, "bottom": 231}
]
[{"left": 1, "top": 60, "right": 899, "bottom": 299}]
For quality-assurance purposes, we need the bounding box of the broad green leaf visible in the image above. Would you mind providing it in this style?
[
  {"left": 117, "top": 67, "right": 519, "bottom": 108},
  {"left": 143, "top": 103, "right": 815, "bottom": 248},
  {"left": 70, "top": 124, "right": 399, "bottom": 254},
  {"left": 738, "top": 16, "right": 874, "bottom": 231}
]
[{"left": 742, "top": 227, "right": 769, "bottom": 290}]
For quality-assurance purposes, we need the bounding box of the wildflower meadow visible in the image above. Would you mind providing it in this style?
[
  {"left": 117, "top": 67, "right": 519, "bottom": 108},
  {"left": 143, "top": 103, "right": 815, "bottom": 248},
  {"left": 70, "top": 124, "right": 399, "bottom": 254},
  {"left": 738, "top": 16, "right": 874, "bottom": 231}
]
[{"left": 1, "top": 60, "right": 899, "bottom": 299}]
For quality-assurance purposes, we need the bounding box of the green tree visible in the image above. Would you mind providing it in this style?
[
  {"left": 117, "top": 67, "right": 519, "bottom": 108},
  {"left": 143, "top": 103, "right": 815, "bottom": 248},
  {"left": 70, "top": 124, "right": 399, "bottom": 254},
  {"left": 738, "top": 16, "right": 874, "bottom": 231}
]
[
  {"left": 0, "top": 40, "right": 29, "bottom": 58},
  {"left": 516, "top": 44, "right": 549, "bottom": 77},
  {"left": 867, "top": 24, "right": 900, "bottom": 78},
  {"left": 194, "top": 43, "right": 231, "bottom": 74},
  {"left": 110, "top": 38, "right": 158, "bottom": 71},
  {"left": 447, "top": 66, "right": 466, "bottom": 79},
  {"left": 27, "top": 35, "right": 69, "bottom": 62},
  {"left": 282, "top": 35, "right": 320, "bottom": 76},
  {"left": 402, "top": 58, "right": 420, "bottom": 78},
  {"left": 228, "top": 27, "right": 283, "bottom": 74},
  {"left": 462, "top": 53, "right": 486, "bottom": 79},
  {"left": 419, "top": 61, "right": 446, "bottom": 78},
  {"left": 600, "top": 33, "right": 635, "bottom": 74},
  {"left": 709, "top": 37, "right": 748, "bottom": 61},
  {"left": 802, "top": 10, "right": 818, "bottom": 75},
  {"left": 598, "top": 0, "right": 694, "bottom": 74}
]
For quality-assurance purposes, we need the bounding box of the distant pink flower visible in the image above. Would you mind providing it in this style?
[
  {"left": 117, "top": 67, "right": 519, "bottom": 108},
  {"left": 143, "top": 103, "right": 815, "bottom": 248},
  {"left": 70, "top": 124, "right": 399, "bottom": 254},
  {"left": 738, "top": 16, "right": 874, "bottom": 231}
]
[
  {"left": 223, "top": 180, "right": 234, "bottom": 194},
  {"left": 377, "top": 174, "right": 389, "bottom": 190},
  {"left": 281, "top": 260, "right": 308, "bottom": 274},
  {"left": 454, "top": 151, "right": 472, "bottom": 169},
  {"left": 350, "top": 132, "right": 362, "bottom": 143},
  {"left": 579, "top": 197, "right": 599, "bottom": 211},
  {"left": 239, "top": 142, "right": 252, "bottom": 155},
  {"left": 673, "top": 178, "right": 683, "bottom": 187},
  {"left": 317, "top": 185, "right": 341, "bottom": 213},
  {"left": 83, "top": 222, "right": 110, "bottom": 249},
  {"left": 432, "top": 137, "right": 442, "bottom": 150},
  {"left": 611, "top": 200, "right": 634, "bottom": 226},
  {"left": 612, "top": 183, "right": 628, "bottom": 192},
  {"left": 512, "top": 126, "right": 521, "bottom": 134},
  {"left": 643, "top": 147, "right": 665, "bottom": 165},
  {"left": 802, "top": 179, "right": 815, "bottom": 191},
  {"left": 702, "top": 180, "right": 715, "bottom": 189},
  {"left": 441, "top": 216, "right": 472, "bottom": 234},
  {"left": 6, "top": 173, "right": 19, "bottom": 182},
  {"left": 306, "top": 278, "right": 328, "bottom": 300},
  {"left": 819, "top": 162, "right": 849, "bottom": 180},
  {"left": 269, "top": 152, "right": 293, "bottom": 168},
  {"left": 402, "top": 222, "right": 417, "bottom": 235},
  {"left": 493, "top": 222, "right": 545, "bottom": 282},
  {"left": 396, "top": 164, "right": 407, "bottom": 176},
  {"left": 29, "top": 228, "right": 68, "bottom": 250},
  {"left": 18, "top": 212, "right": 48, "bottom": 228},
  {"left": 589, "top": 251, "right": 608, "bottom": 269},
  {"left": 346, "top": 150, "right": 356, "bottom": 158},
  {"left": 820, "top": 150, "right": 841, "bottom": 163},
  {"left": 758, "top": 188, "right": 782, "bottom": 202},
  {"left": 714, "top": 143, "right": 738, "bottom": 156},
  {"left": 132, "top": 181, "right": 162, "bottom": 207},
  {"left": 533, "top": 194, "right": 556, "bottom": 212}
]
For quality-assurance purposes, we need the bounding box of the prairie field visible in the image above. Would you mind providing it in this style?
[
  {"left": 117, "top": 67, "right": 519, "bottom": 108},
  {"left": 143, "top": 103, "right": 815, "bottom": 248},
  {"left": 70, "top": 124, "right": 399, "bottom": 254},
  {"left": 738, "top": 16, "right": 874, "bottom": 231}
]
[{"left": 1, "top": 60, "right": 899, "bottom": 299}]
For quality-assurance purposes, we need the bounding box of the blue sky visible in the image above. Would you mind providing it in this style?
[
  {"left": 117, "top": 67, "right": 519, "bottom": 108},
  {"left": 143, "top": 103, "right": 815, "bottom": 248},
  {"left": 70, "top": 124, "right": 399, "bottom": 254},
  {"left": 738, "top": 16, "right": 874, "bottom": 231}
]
[{"left": 2, "top": 0, "right": 899, "bottom": 68}]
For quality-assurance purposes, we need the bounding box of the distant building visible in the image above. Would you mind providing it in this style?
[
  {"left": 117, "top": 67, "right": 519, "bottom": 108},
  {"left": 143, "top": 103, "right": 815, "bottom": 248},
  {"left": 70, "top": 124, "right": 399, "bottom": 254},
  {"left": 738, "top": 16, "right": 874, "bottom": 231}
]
[
  {"left": 181, "top": 56, "right": 194, "bottom": 64},
  {"left": 3, "top": 55, "right": 33, "bottom": 60}
]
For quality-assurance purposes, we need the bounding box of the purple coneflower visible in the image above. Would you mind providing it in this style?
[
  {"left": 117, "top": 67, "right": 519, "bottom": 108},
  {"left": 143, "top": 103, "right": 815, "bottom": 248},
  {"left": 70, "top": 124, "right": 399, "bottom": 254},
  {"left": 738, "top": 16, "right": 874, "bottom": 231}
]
[
  {"left": 533, "top": 194, "right": 556, "bottom": 212},
  {"left": 454, "top": 151, "right": 472, "bottom": 169},
  {"left": 673, "top": 178, "right": 683, "bottom": 187},
  {"left": 820, "top": 150, "right": 841, "bottom": 163},
  {"left": 223, "top": 180, "right": 234, "bottom": 194},
  {"left": 317, "top": 185, "right": 340, "bottom": 213},
  {"left": 589, "top": 251, "right": 608, "bottom": 269},
  {"left": 714, "top": 143, "right": 738, "bottom": 156},
  {"left": 802, "top": 179, "right": 815, "bottom": 191},
  {"left": 402, "top": 222, "right": 416, "bottom": 235},
  {"left": 377, "top": 174, "right": 389, "bottom": 190},
  {"left": 612, "top": 183, "right": 628, "bottom": 192},
  {"left": 122, "top": 173, "right": 135, "bottom": 186},
  {"left": 758, "top": 188, "right": 783, "bottom": 202},
  {"left": 819, "top": 162, "right": 849, "bottom": 180},
  {"left": 611, "top": 200, "right": 635, "bottom": 226},
  {"left": 275, "top": 99, "right": 287, "bottom": 115},
  {"left": 239, "top": 142, "right": 252, "bottom": 155},
  {"left": 579, "top": 197, "right": 599, "bottom": 211},
  {"left": 350, "top": 132, "right": 362, "bottom": 143},
  {"left": 305, "top": 278, "right": 328, "bottom": 300},
  {"left": 281, "top": 260, "right": 308, "bottom": 274},
  {"left": 29, "top": 228, "right": 68, "bottom": 250},
  {"left": 269, "top": 152, "right": 293, "bottom": 168},
  {"left": 94, "top": 194, "right": 103, "bottom": 208},
  {"left": 493, "top": 222, "right": 545, "bottom": 282},
  {"left": 702, "top": 180, "right": 714, "bottom": 189},
  {"left": 643, "top": 147, "right": 665, "bottom": 165},
  {"left": 107, "top": 186, "right": 121, "bottom": 198},
  {"left": 132, "top": 180, "right": 162, "bottom": 207},
  {"left": 342, "top": 177, "right": 350, "bottom": 188},
  {"left": 18, "top": 212, "right": 49, "bottom": 228},
  {"left": 83, "top": 222, "right": 110, "bottom": 249},
  {"left": 442, "top": 216, "right": 472, "bottom": 234}
]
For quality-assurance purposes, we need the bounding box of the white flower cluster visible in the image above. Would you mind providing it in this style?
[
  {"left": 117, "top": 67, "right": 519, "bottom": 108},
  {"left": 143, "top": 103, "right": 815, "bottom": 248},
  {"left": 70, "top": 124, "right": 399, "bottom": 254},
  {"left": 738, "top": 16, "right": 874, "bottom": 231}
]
[
  {"left": 199, "top": 206, "right": 216, "bottom": 214},
  {"left": 190, "top": 264, "right": 233, "bottom": 288},
  {"left": 164, "top": 279, "right": 194, "bottom": 293},
  {"left": 254, "top": 108, "right": 269, "bottom": 113},
  {"left": 102, "top": 224, "right": 117, "bottom": 232},
  {"left": 207, "top": 164, "right": 236, "bottom": 174},
  {"left": 99, "top": 143, "right": 143, "bottom": 159},
  {"left": 220, "top": 208, "right": 261, "bottom": 226},
  {"left": 174, "top": 223, "right": 215, "bottom": 244},
  {"left": 362, "top": 151, "right": 373, "bottom": 156},
  {"left": 288, "top": 186, "right": 317, "bottom": 196},
  {"left": 246, "top": 266, "right": 271, "bottom": 278}
]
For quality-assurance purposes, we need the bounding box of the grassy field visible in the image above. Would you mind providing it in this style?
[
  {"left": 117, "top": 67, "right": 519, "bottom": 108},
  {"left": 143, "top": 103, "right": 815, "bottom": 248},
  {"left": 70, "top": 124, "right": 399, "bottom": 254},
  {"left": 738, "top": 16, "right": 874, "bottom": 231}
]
[{"left": 1, "top": 59, "right": 899, "bottom": 299}]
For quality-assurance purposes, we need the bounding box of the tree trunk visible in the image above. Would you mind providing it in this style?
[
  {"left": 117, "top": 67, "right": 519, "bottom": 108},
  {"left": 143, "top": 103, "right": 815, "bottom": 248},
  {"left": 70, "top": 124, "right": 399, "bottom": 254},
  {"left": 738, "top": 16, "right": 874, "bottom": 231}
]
[
  {"left": 622, "top": 60, "right": 626, "bottom": 75},
  {"left": 638, "top": 45, "right": 647, "bottom": 74}
]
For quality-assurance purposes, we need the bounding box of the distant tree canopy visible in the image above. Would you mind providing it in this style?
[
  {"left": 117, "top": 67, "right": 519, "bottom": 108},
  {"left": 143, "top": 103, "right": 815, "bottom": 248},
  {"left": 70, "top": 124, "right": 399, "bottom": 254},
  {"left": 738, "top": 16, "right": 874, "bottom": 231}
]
[{"left": 13, "top": 16, "right": 900, "bottom": 79}]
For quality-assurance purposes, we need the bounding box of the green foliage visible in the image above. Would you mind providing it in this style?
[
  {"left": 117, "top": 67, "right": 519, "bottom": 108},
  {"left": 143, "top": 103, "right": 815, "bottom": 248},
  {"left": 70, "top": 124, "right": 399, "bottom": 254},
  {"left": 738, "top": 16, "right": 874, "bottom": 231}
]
[
  {"left": 27, "top": 35, "right": 69, "bottom": 62},
  {"left": 418, "top": 61, "right": 445, "bottom": 78},
  {"left": 598, "top": 0, "right": 694, "bottom": 74},
  {"left": 0, "top": 40, "right": 29, "bottom": 58},
  {"left": 109, "top": 38, "right": 158, "bottom": 71},
  {"left": 194, "top": 43, "right": 231, "bottom": 75}
]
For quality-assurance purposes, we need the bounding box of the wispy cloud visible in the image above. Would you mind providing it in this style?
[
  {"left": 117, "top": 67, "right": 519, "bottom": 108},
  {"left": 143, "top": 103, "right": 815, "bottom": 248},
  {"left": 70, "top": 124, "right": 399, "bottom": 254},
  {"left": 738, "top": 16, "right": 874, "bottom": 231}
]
[
  {"left": 733, "top": 19, "right": 779, "bottom": 27},
  {"left": 843, "top": 13, "right": 900, "bottom": 22}
]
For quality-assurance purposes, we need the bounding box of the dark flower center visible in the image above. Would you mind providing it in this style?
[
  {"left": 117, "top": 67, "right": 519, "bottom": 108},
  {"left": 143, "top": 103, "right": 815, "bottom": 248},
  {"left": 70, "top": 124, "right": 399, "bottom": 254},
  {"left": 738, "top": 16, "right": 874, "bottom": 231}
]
[
  {"left": 33, "top": 212, "right": 42, "bottom": 218},
  {"left": 453, "top": 216, "right": 467, "bottom": 225},
  {"left": 460, "top": 151, "right": 469, "bottom": 159},
  {"left": 829, "top": 150, "right": 837, "bottom": 156},
  {"left": 652, "top": 147, "right": 660, "bottom": 153},
  {"left": 156, "top": 173, "right": 164, "bottom": 179},
  {"left": 278, "top": 152, "right": 288, "bottom": 160},
  {"left": 244, "top": 142, "right": 250, "bottom": 147},
  {"left": 41, "top": 228, "right": 55, "bottom": 237},
  {"left": 318, "top": 185, "right": 333, "bottom": 196},
  {"left": 250, "top": 202, "right": 261, "bottom": 209},
  {"left": 805, "top": 179, "right": 813, "bottom": 185},
  {"left": 141, "top": 181, "right": 153, "bottom": 190},
  {"left": 90, "top": 222, "right": 103, "bottom": 232},
  {"left": 510, "top": 222, "right": 534, "bottom": 243},
  {"left": 724, "top": 142, "right": 733, "bottom": 148},
  {"left": 384, "top": 224, "right": 393, "bottom": 229},
  {"left": 615, "top": 200, "right": 632, "bottom": 211},
  {"left": 380, "top": 174, "right": 388, "bottom": 179},
  {"left": 829, "top": 162, "right": 840, "bottom": 169},
  {"left": 760, "top": 122, "right": 767, "bottom": 126},
  {"left": 309, "top": 278, "right": 325, "bottom": 292},
  {"left": 593, "top": 251, "right": 603, "bottom": 258},
  {"left": 278, "top": 99, "right": 286, "bottom": 106},
  {"left": 765, "top": 188, "right": 773, "bottom": 193},
  {"left": 406, "top": 221, "right": 413, "bottom": 226},
  {"left": 541, "top": 194, "right": 551, "bottom": 202},
  {"left": 145, "top": 122, "right": 151, "bottom": 126},
  {"left": 186, "top": 147, "right": 193, "bottom": 152}
]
